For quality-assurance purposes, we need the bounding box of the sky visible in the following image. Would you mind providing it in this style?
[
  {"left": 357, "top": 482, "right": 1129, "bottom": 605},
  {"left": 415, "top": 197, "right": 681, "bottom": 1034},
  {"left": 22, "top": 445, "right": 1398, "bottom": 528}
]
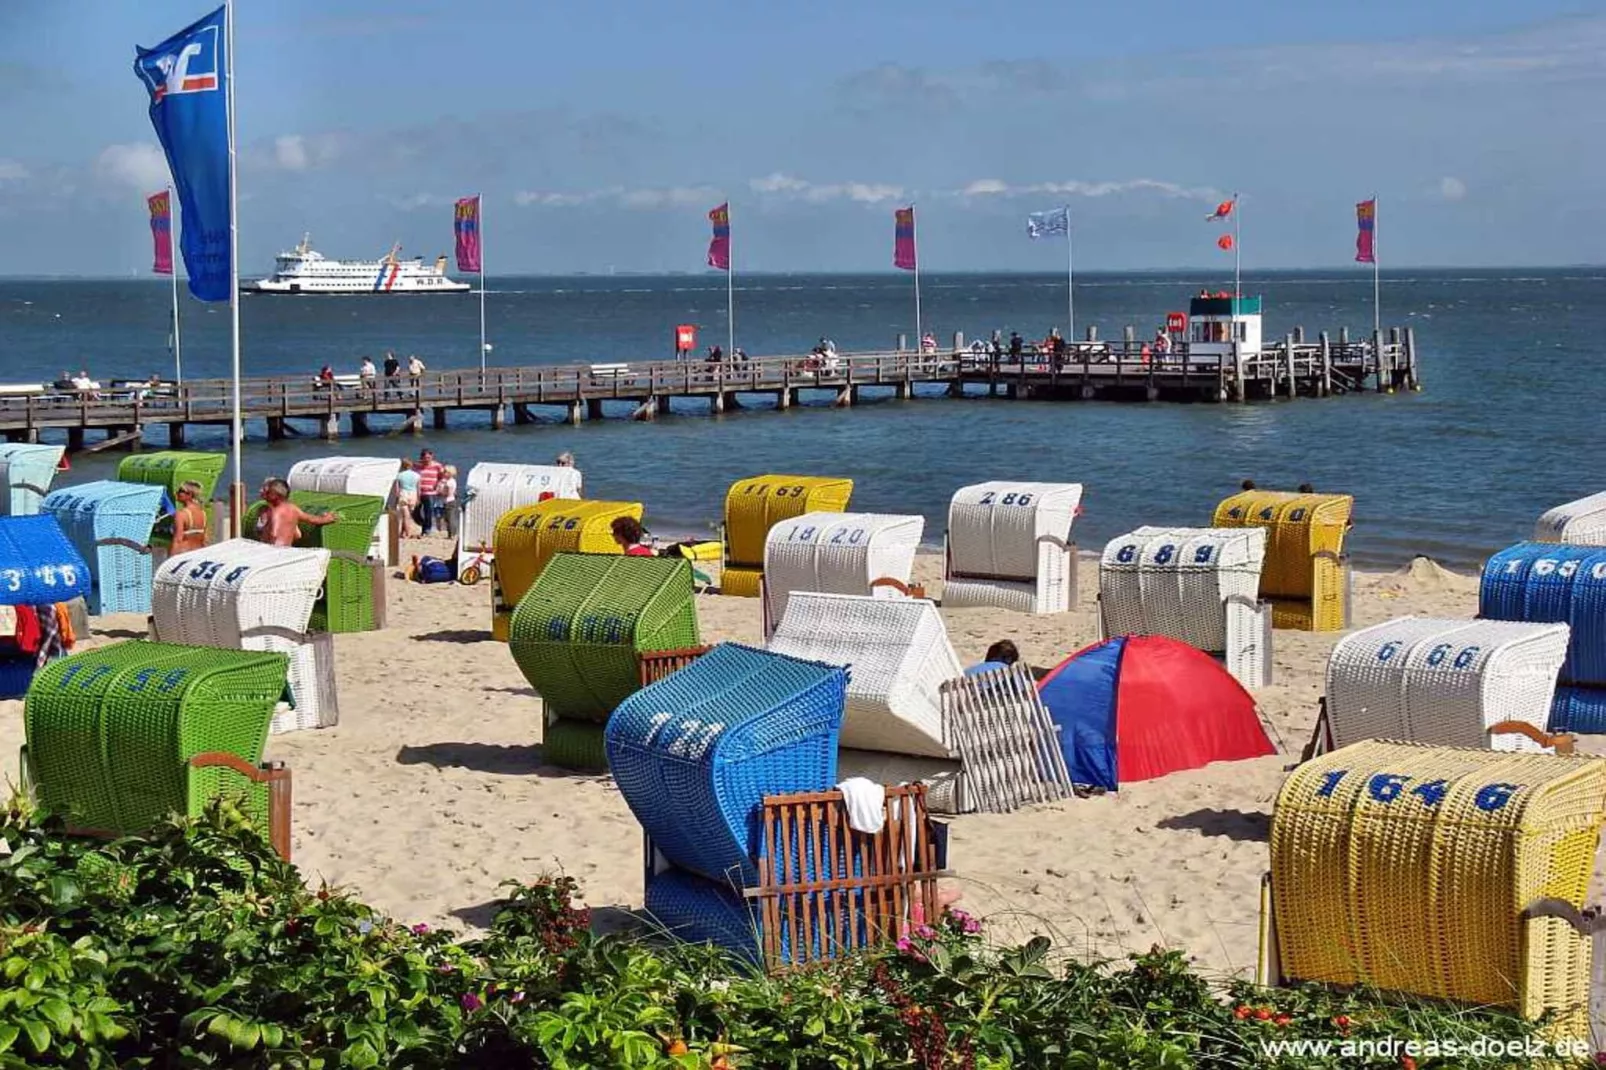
[{"left": 0, "top": 0, "right": 1602, "bottom": 276}]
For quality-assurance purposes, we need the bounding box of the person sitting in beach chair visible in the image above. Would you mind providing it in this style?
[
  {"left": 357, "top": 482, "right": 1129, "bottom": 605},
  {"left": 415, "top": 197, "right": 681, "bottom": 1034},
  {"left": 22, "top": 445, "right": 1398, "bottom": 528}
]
[
  {"left": 964, "top": 639, "right": 1020, "bottom": 677},
  {"left": 612, "top": 515, "right": 655, "bottom": 557}
]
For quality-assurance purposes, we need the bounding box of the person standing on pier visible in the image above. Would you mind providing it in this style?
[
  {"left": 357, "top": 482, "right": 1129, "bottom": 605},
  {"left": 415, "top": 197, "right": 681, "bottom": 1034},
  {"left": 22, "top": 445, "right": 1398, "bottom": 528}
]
[
  {"left": 253, "top": 478, "right": 340, "bottom": 548},
  {"left": 407, "top": 354, "right": 426, "bottom": 388},
  {"left": 383, "top": 351, "right": 401, "bottom": 397},
  {"left": 1008, "top": 332, "right": 1023, "bottom": 364},
  {"left": 359, "top": 356, "right": 376, "bottom": 392}
]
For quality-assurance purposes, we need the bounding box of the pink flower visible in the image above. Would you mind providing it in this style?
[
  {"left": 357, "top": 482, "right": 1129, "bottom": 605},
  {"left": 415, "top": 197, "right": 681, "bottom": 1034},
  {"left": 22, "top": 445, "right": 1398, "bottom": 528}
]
[
  {"left": 411, "top": 923, "right": 430, "bottom": 935},
  {"left": 460, "top": 993, "right": 483, "bottom": 1013},
  {"left": 915, "top": 924, "right": 936, "bottom": 940}
]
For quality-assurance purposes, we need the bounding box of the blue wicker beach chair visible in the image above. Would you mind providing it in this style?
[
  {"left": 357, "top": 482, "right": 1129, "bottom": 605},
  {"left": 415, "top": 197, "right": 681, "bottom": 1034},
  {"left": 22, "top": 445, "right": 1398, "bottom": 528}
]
[
  {"left": 0, "top": 515, "right": 92, "bottom": 698},
  {"left": 1480, "top": 541, "right": 1606, "bottom": 732},
  {"left": 42, "top": 480, "right": 168, "bottom": 615}
]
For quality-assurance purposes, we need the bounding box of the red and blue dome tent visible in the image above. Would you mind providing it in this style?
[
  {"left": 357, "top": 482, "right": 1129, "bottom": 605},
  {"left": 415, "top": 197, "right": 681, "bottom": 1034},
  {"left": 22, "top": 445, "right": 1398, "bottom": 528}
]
[{"left": 1038, "top": 635, "right": 1275, "bottom": 791}]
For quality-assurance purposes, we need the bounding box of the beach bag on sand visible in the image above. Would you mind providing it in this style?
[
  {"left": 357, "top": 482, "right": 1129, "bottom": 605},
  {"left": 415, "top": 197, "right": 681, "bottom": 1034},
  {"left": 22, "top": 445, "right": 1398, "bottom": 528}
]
[{"left": 414, "top": 556, "right": 453, "bottom": 584}]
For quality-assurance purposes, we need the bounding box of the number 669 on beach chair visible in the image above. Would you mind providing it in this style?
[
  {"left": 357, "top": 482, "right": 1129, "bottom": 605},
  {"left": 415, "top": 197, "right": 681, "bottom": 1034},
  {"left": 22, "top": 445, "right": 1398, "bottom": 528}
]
[{"left": 1259, "top": 740, "right": 1606, "bottom": 1048}]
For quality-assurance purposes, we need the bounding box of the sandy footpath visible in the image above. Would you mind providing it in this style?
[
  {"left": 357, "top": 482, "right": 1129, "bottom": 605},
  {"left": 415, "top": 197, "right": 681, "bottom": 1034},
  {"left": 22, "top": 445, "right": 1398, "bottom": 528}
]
[{"left": 0, "top": 545, "right": 1507, "bottom": 979}]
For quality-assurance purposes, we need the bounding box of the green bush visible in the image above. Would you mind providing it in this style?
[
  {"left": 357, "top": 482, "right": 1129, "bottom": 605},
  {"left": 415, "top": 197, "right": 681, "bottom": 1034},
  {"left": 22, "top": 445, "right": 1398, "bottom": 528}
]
[{"left": 0, "top": 796, "right": 1579, "bottom": 1068}]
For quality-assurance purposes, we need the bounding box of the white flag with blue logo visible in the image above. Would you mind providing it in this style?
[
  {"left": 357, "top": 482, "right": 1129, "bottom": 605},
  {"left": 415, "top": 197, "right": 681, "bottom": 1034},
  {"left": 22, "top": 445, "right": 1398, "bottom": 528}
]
[{"left": 1027, "top": 207, "right": 1069, "bottom": 239}]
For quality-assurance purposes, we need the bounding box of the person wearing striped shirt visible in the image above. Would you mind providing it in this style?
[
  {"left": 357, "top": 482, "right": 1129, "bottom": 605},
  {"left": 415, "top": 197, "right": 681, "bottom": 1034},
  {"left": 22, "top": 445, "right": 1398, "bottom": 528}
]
[{"left": 415, "top": 449, "right": 445, "bottom": 535}]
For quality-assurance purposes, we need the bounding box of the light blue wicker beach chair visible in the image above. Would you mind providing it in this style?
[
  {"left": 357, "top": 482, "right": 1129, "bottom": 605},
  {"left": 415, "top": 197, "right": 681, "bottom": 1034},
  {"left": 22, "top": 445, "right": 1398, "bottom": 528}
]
[
  {"left": 0, "top": 443, "right": 65, "bottom": 516},
  {"left": 42, "top": 480, "right": 168, "bottom": 615}
]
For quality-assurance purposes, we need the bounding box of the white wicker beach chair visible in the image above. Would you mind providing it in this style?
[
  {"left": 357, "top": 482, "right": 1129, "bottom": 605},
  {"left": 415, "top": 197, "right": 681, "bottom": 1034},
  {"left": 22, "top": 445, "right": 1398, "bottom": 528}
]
[
  {"left": 941, "top": 481, "right": 1081, "bottom": 614},
  {"left": 761, "top": 512, "right": 924, "bottom": 637},
  {"left": 1098, "top": 527, "right": 1272, "bottom": 688},
  {"left": 1535, "top": 491, "right": 1606, "bottom": 546},
  {"left": 1325, "top": 616, "right": 1571, "bottom": 751},
  {"left": 153, "top": 539, "right": 339, "bottom": 733},
  {"left": 766, "top": 592, "right": 961, "bottom": 758},
  {"left": 457, "top": 463, "right": 583, "bottom": 581},
  {"left": 289, "top": 456, "right": 402, "bottom": 563}
]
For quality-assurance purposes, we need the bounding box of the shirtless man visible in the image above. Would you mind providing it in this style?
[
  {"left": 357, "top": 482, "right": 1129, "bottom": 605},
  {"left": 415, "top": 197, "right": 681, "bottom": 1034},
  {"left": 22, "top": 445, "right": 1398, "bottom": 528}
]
[{"left": 252, "top": 478, "right": 339, "bottom": 547}]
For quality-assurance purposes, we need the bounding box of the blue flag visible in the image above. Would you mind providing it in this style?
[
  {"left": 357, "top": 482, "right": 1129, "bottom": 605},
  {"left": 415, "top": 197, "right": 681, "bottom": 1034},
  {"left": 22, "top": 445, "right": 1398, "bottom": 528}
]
[
  {"left": 134, "top": 7, "right": 231, "bottom": 302},
  {"left": 1027, "top": 207, "right": 1069, "bottom": 239}
]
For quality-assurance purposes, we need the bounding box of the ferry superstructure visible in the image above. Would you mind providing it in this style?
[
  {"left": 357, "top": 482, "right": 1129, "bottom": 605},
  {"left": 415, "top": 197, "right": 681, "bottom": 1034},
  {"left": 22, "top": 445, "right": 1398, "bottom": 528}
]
[{"left": 242, "top": 235, "right": 471, "bottom": 295}]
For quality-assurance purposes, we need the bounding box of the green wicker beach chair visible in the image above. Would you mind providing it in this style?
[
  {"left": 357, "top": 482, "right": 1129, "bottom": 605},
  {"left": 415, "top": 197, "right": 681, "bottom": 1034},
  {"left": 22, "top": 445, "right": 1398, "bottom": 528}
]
[
  {"left": 116, "top": 451, "right": 227, "bottom": 503},
  {"left": 509, "top": 553, "right": 701, "bottom": 722},
  {"left": 22, "top": 640, "right": 290, "bottom": 848},
  {"left": 245, "top": 490, "right": 386, "bottom": 632}
]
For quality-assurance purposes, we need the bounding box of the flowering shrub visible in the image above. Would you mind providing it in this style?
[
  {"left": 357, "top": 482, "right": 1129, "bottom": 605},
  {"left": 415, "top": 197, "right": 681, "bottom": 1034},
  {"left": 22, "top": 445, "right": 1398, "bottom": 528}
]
[{"left": 0, "top": 796, "right": 1576, "bottom": 1068}]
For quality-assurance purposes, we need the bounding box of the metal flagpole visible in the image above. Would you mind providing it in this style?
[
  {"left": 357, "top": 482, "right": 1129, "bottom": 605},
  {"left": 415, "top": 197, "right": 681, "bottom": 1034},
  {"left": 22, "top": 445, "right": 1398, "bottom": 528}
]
[
  {"left": 1064, "top": 205, "right": 1074, "bottom": 341},
  {"left": 726, "top": 200, "right": 735, "bottom": 360},
  {"left": 224, "top": 0, "right": 243, "bottom": 536},
  {"left": 168, "top": 183, "right": 182, "bottom": 383},
  {"left": 1371, "top": 193, "right": 1381, "bottom": 337},
  {"left": 1233, "top": 192, "right": 1241, "bottom": 299},
  {"left": 478, "top": 191, "right": 487, "bottom": 373},
  {"left": 912, "top": 204, "right": 922, "bottom": 350}
]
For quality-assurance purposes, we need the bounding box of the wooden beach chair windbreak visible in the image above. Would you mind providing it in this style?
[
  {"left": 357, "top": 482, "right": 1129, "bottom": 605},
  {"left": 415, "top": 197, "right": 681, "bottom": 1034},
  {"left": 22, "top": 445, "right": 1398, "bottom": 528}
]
[
  {"left": 152, "top": 539, "right": 339, "bottom": 733},
  {"left": 287, "top": 456, "right": 402, "bottom": 565},
  {"left": 20, "top": 640, "right": 295, "bottom": 860},
  {"left": 1098, "top": 526, "right": 1272, "bottom": 688},
  {"left": 1535, "top": 490, "right": 1606, "bottom": 546},
  {"left": 0, "top": 442, "right": 65, "bottom": 516},
  {"left": 941, "top": 481, "right": 1081, "bottom": 615},
  {"left": 1259, "top": 740, "right": 1606, "bottom": 1047},
  {"left": 41, "top": 480, "right": 168, "bottom": 616},
  {"left": 720, "top": 474, "right": 853, "bottom": 599},
  {"left": 1212, "top": 489, "right": 1352, "bottom": 632},
  {"left": 490, "top": 498, "right": 644, "bottom": 642},
  {"left": 938, "top": 661, "right": 1074, "bottom": 814},
  {"left": 456, "top": 462, "right": 584, "bottom": 582},
  {"left": 760, "top": 511, "right": 925, "bottom": 638}
]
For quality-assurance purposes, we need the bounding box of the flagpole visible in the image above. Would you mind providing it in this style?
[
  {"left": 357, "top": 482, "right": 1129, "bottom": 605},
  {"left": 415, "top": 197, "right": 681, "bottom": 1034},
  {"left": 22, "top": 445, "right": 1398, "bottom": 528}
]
[
  {"left": 726, "top": 200, "right": 735, "bottom": 361},
  {"left": 1233, "top": 192, "right": 1241, "bottom": 299},
  {"left": 1064, "top": 205, "right": 1074, "bottom": 342},
  {"left": 912, "top": 204, "right": 922, "bottom": 351},
  {"left": 1371, "top": 193, "right": 1381, "bottom": 337},
  {"left": 224, "top": 0, "right": 243, "bottom": 536},
  {"left": 478, "top": 191, "right": 487, "bottom": 373},
  {"left": 168, "top": 184, "right": 182, "bottom": 383}
]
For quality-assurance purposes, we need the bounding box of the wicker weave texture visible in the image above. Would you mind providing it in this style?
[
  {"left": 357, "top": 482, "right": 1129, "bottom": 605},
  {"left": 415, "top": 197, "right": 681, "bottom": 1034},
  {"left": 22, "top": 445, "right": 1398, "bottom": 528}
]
[
  {"left": 762, "top": 512, "right": 924, "bottom": 635},
  {"left": 1212, "top": 490, "right": 1351, "bottom": 609},
  {"left": 288, "top": 457, "right": 401, "bottom": 562},
  {"left": 491, "top": 499, "right": 643, "bottom": 641},
  {"left": 154, "top": 539, "right": 334, "bottom": 731},
  {"left": 542, "top": 716, "right": 609, "bottom": 772},
  {"left": 643, "top": 866, "right": 764, "bottom": 962},
  {"left": 767, "top": 592, "right": 960, "bottom": 758},
  {"left": 1535, "top": 491, "right": 1606, "bottom": 546},
  {"left": 943, "top": 482, "right": 1079, "bottom": 614},
  {"left": 1480, "top": 542, "right": 1606, "bottom": 689},
  {"left": 0, "top": 443, "right": 64, "bottom": 516},
  {"left": 1327, "top": 617, "right": 1569, "bottom": 751},
  {"left": 508, "top": 553, "right": 700, "bottom": 720},
  {"left": 41, "top": 480, "right": 166, "bottom": 615},
  {"left": 245, "top": 491, "right": 384, "bottom": 633},
  {"left": 1550, "top": 685, "right": 1606, "bottom": 734},
  {"left": 605, "top": 642, "right": 845, "bottom": 885},
  {"left": 116, "top": 451, "right": 226, "bottom": 502},
  {"left": 0, "top": 515, "right": 93, "bottom": 607},
  {"left": 457, "top": 463, "right": 583, "bottom": 578},
  {"left": 24, "top": 640, "right": 288, "bottom": 835},
  {"left": 724, "top": 475, "right": 853, "bottom": 572},
  {"left": 1270, "top": 740, "right": 1606, "bottom": 1031},
  {"left": 721, "top": 566, "right": 764, "bottom": 598},
  {"left": 1100, "top": 526, "right": 1265, "bottom": 652}
]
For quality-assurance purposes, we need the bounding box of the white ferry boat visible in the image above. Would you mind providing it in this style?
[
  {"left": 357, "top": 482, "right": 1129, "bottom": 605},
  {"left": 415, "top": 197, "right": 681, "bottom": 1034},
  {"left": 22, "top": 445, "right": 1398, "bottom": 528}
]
[{"left": 242, "top": 235, "right": 471, "bottom": 295}]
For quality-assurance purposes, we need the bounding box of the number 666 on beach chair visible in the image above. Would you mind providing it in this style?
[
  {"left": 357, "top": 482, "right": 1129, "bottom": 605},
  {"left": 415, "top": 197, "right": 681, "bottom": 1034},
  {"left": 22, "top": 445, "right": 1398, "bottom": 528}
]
[
  {"left": 1259, "top": 740, "right": 1606, "bottom": 1048},
  {"left": 20, "top": 641, "right": 296, "bottom": 860},
  {"left": 941, "top": 482, "right": 1082, "bottom": 615}
]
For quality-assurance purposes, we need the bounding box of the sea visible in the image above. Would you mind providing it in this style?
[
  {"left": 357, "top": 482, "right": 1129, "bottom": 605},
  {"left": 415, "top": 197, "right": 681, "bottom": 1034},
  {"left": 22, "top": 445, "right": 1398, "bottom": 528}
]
[{"left": 2, "top": 268, "right": 1600, "bottom": 570}]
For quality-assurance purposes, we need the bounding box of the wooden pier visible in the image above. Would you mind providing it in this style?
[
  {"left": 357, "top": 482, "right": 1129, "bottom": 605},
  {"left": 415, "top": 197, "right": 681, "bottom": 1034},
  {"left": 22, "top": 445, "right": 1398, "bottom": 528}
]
[{"left": 0, "top": 327, "right": 1418, "bottom": 452}]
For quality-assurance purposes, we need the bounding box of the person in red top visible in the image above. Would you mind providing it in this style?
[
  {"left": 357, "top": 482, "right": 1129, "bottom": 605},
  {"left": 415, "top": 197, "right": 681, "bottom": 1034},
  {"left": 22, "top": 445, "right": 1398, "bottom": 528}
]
[
  {"left": 611, "top": 516, "right": 654, "bottom": 556},
  {"left": 414, "top": 448, "right": 445, "bottom": 535}
]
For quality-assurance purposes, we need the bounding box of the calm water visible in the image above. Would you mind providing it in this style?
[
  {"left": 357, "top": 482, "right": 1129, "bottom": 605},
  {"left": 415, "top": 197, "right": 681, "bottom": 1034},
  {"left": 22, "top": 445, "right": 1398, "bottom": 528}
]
[{"left": 2, "top": 269, "right": 1600, "bottom": 569}]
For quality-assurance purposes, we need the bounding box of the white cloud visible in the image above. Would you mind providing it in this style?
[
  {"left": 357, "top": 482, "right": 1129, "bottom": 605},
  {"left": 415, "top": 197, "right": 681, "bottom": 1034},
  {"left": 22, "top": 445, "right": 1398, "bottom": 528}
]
[
  {"left": 748, "top": 173, "right": 905, "bottom": 204},
  {"left": 1439, "top": 176, "right": 1467, "bottom": 201},
  {"left": 955, "top": 177, "right": 1220, "bottom": 201},
  {"left": 513, "top": 189, "right": 609, "bottom": 207},
  {"left": 619, "top": 185, "right": 720, "bottom": 210},
  {"left": 95, "top": 143, "right": 170, "bottom": 190},
  {"left": 750, "top": 172, "right": 810, "bottom": 194},
  {"left": 274, "top": 135, "right": 310, "bottom": 171},
  {"left": 383, "top": 193, "right": 450, "bottom": 211},
  {"left": 961, "top": 178, "right": 1009, "bottom": 196},
  {"left": 0, "top": 160, "right": 27, "bottom": 181}
]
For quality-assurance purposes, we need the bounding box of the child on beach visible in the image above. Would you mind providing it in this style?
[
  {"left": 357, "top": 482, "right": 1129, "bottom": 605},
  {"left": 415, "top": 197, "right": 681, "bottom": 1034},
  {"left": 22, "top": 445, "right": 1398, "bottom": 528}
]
[
  {"left": 440, "top": 465, "right": 460, "bottom": 538},
  {"left": 612, "top": 515, "right": 654, "bottom": 556},
  {"left": 965, "top": 639, "right": 1020, "bottom": 677}
]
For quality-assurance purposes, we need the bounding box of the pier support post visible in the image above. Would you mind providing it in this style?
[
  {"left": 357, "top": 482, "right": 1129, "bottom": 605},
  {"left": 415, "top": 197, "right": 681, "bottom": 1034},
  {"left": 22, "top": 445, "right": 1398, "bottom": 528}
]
[
  {"left": 710, "top": 393, "right": 724, "bottom": 415},
  {"left": 952, "top": 332, "right": 964, "bottom": 352},
  {"left": 656, "top": 395, "right": 671, "bottom": 416},
  {"left": 1404, "top": 327, "right": 1420, "bottom": 390},
  {"left": 896, "top": 380, "right": 913, "bottom": 400},
  {"left": 67, "top": 427, "right": 85, "bottom": 453},
  {"left": 632, "top": 399, "right": 656, "bottom": 421},
  {"left": 775, "top": 388, "right": 791, "bottom": 410},
  {"left": 1293, "top": 325, "right": 1306, "bottom": 345},
  {"left": 322, "top": 414, "right": 340, "bottom": 440},
  {"left": 586, "top": 399, "right": 605, "bottom": 421},
  {"left": 490, "top": 406, "right": 505, "bottom": 430},
  {"left": 1372, "top": 329, "right": 1388, "bottom": 393},
  {"left": 404, "top": 409, "right": 424, "bottom": 434},
  {"left": 896, "top": 333, "right": 907, "bottom": 353},
  {"left": 1318, "top": 332, "right": 1332, "bottom": 397},
  {"left": 834, "top": 387, "right": 852, "bottom": 408},
  {"left": 266, "top": 417, "right": 285, "bottom": 442},
  {"left": 513, "top": 403, "right": 536, "bottom": 425},
  {"left": 1339, "top": 327, "right": 1350, "bottom": 346},
  {"left": 167, "top": 422, "right": 186, "bottom": 449},
  {"left": 1284, "top": 334, "right": 1297, "bottom": 399},
  {"left": 946, "top": 380, "right": 963, "bottom": 398},
  {"left": 432, "top": 408, "right": 447, "bottom": 431},
  {"left": 566, "top": 401, "right": 583, "bottom": 426},
  {"left": 351, "top": 411, "right": 371, "bottom": 437},
  {"left": 1230, "top": 356, "right": 1246, "bottom": 403}
]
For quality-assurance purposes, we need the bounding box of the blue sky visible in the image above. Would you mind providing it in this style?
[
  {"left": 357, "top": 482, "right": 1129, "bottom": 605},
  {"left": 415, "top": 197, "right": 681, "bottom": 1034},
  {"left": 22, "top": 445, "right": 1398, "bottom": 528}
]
[{"left": 1, "top": 0, "right": 1602, "bottom": 274}]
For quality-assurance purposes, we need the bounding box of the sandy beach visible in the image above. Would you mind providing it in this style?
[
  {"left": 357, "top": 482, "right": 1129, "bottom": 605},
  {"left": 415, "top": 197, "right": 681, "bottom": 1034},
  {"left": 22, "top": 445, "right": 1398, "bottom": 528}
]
[{"left": 0, "top": 544, "right": 1499, "bottom": 980}]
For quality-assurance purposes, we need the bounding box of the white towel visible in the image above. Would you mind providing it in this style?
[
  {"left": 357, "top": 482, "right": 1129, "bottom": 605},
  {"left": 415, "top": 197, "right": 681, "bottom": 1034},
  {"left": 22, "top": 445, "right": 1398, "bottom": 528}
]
[{"left": 836, "top": 777, "right": 886, "bottom": 834}]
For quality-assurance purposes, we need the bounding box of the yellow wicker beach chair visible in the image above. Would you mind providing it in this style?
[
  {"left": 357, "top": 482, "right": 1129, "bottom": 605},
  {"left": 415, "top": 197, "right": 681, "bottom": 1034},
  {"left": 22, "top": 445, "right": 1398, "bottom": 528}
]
[
  {"left": 1213, "top": 490, "right": 1352, "bottom": 631},
  {"left": 1261, "top": 739, "right": 1606, "bottom": 1044},
  {"left": 721, "top": 475, "right": 852, "bottom": 597}
]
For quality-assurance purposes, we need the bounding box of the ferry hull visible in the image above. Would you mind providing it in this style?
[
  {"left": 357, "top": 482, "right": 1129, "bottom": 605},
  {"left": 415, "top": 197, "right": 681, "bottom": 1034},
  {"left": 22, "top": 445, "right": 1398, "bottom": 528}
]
[{"left": 241, "top": 282, "right": 472, "bottom": 295}]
